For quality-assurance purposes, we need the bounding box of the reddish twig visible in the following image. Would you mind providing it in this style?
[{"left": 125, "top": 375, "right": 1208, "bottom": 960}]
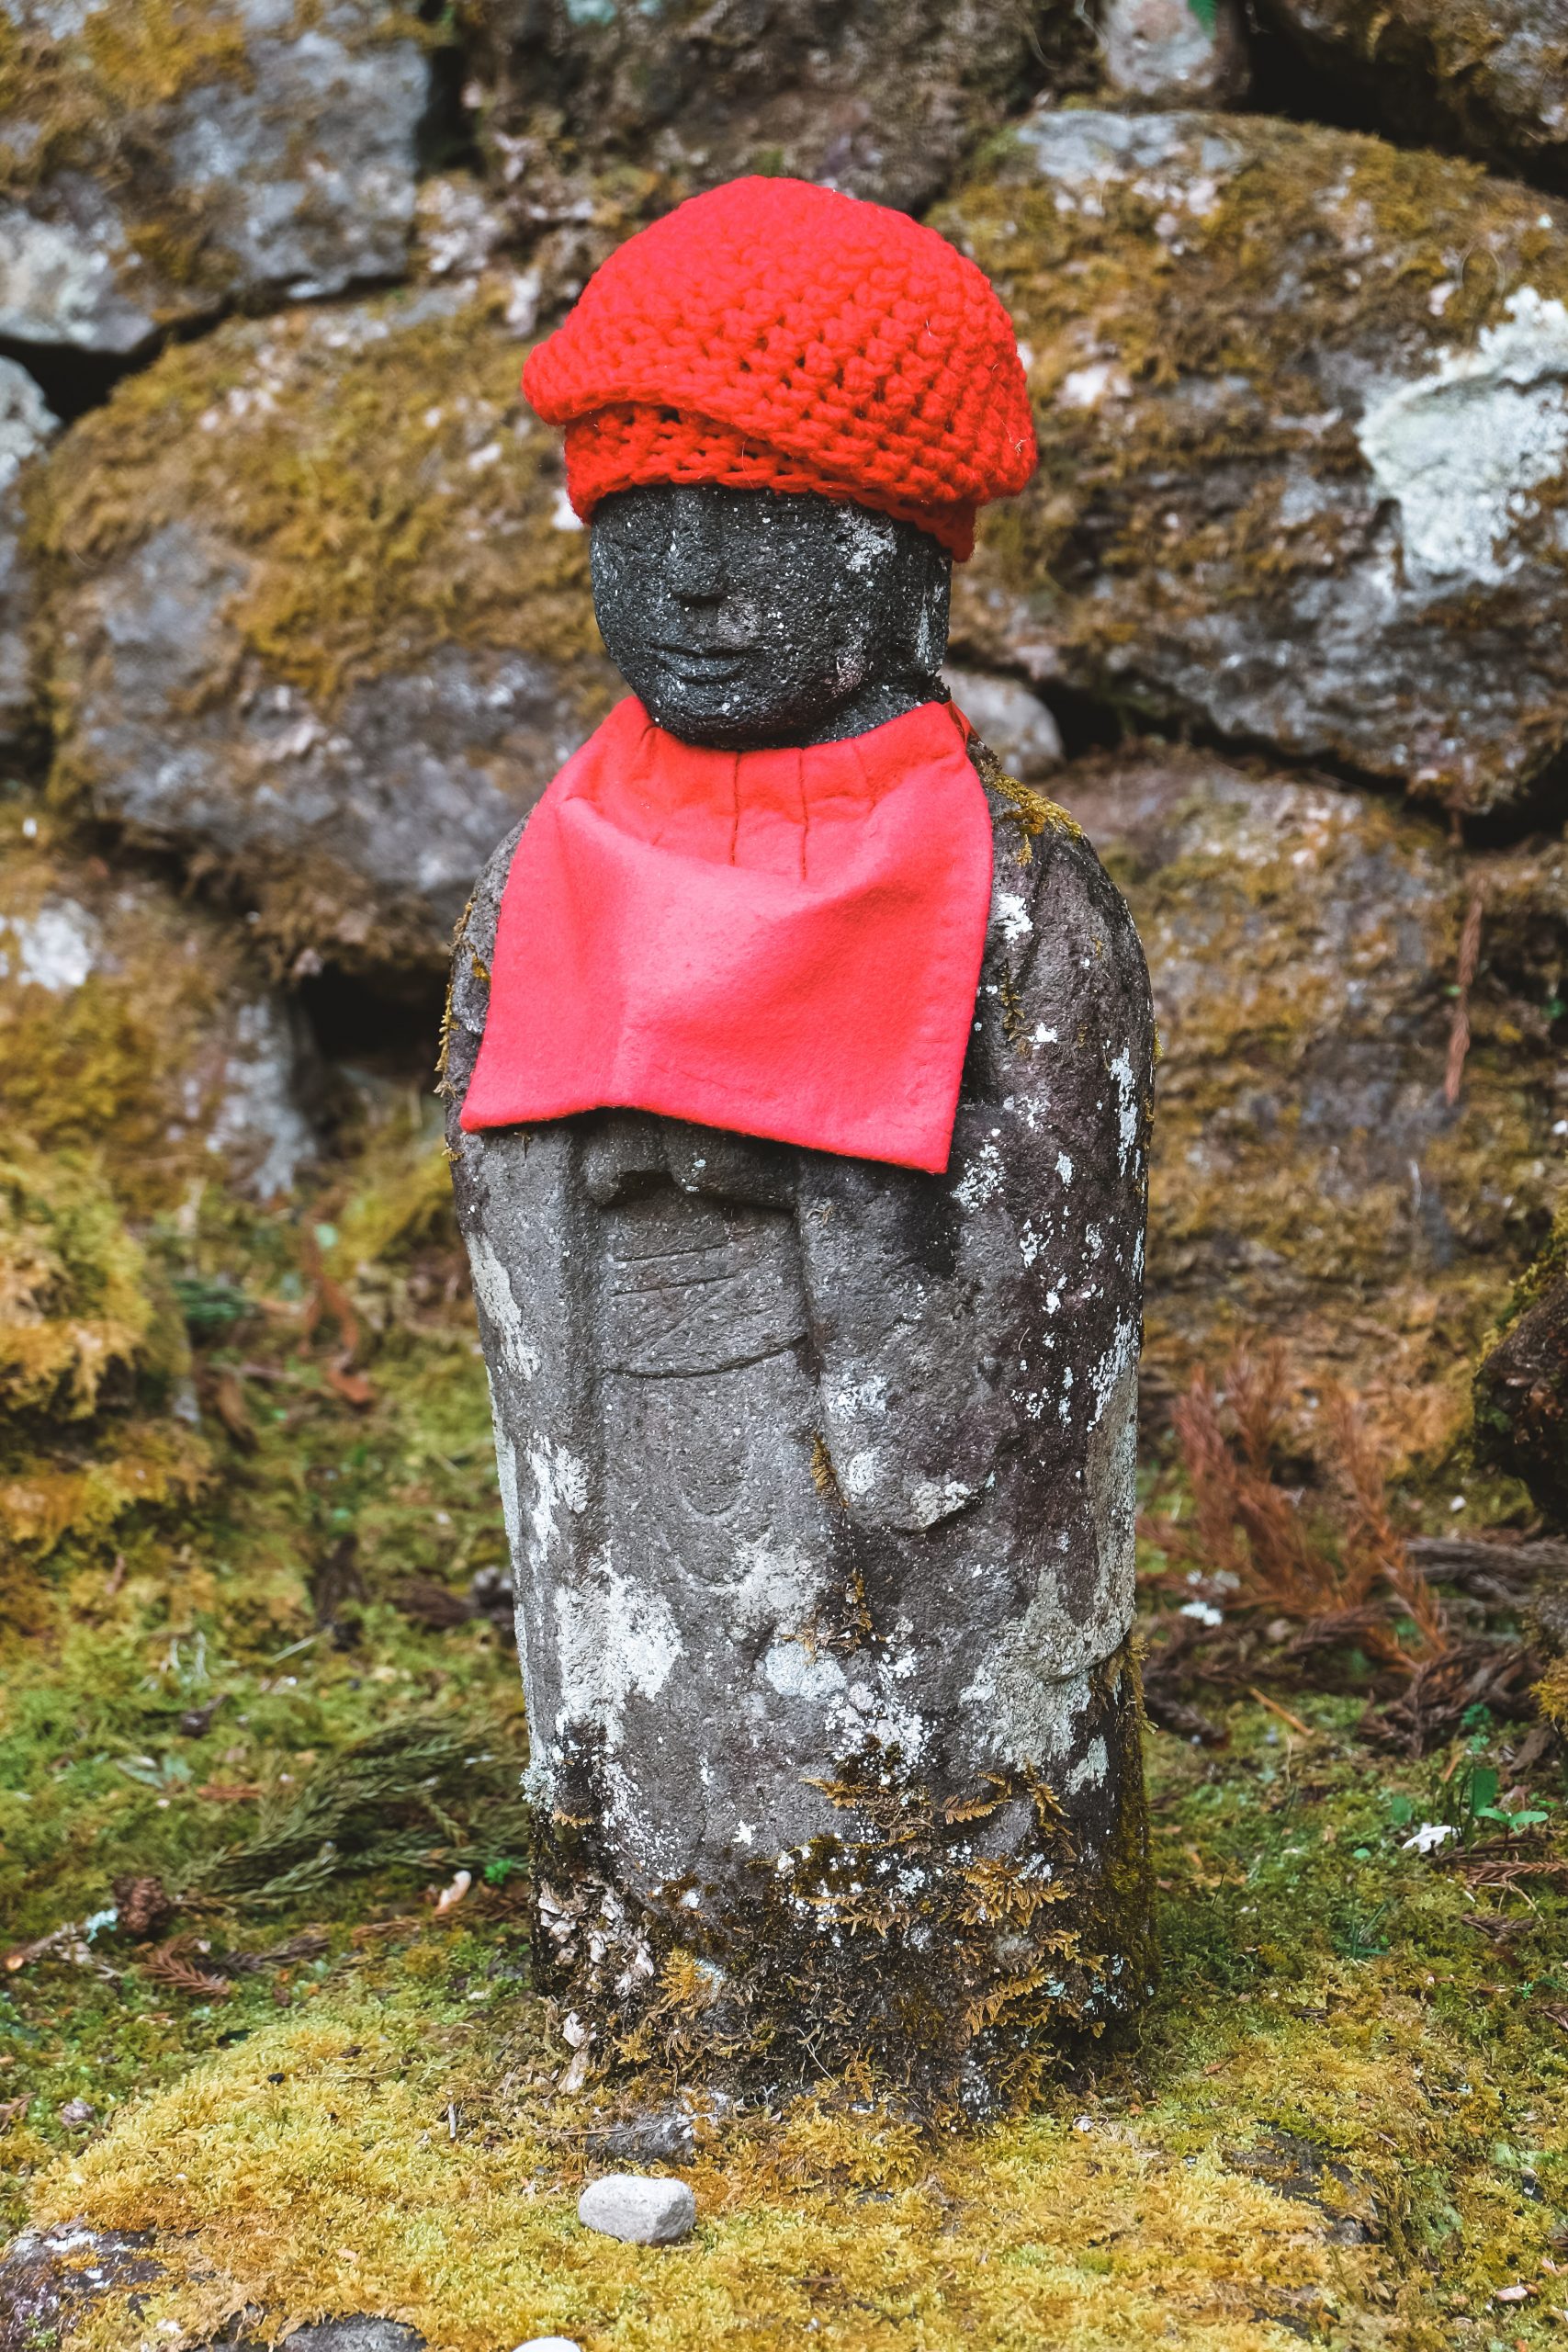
[{"left": 1444, "top": 887, "right": 1483, "bottom": 1107}]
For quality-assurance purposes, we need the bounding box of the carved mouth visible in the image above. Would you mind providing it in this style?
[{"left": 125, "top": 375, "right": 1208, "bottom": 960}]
[{"left": 652, "top": 643, "right": 750, "bottom": 683}]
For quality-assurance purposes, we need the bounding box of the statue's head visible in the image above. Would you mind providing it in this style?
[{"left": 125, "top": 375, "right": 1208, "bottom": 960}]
[
  {"left": 590, "top": 483, "right": 951, "bottom": 750},
  {"left": 522, "top": 175, "right": 1036, "bottom": 747}
]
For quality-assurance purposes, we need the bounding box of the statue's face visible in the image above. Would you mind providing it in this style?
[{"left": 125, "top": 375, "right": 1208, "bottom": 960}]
[{"left": 589, "top": 482, "right": 951, "bottom": 750}]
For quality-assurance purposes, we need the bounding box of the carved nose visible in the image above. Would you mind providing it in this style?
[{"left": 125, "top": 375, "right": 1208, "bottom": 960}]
[{"left": 665, "top": 493, "right": 726, "bottom": 603}]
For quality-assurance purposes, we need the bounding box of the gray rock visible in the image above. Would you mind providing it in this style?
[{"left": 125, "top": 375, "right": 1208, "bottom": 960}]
[
  {"left": 0, "top": 817, "right": 317, "bottom": 1203},
  {"left": 576, "top": 2175, "right": 696, "bottom": 2246},
  {"left": 1100, "top": 0, "right": 1250, "bottom": 107},
  {"left": 944, "top": 109, "right": 1568, "bottom": 815},
  {"left": 209, "top": 2325, "right": 425, "bottom": 2352},
  {"left": 1066, "top": 741, "right": 1568, "bottom": 1441},
  {"left": 56, "top": 2096, "right": 96, "bottom": 2125},
  {"left": 0, "top": 354, "right": 56, "bottom": 758},
  {"left": 463, "top": 0, "right": 1098, "bottom": 232},
  {"left": 0, "top": 0, "right": 427, "bottom": 356},
  {"left": 0, "top": 2223, "right": 160, "bottom": 2352},
  {"left": 447, "top": 756, "right": 1155, "bottom": 2106},
  {"left": 36, "top": 282, "right": 617, "bottom": 978},
  {"left": 1256, "top": 0, "right": 1568, "bottom": 186},
  {"left": 943, "top": 666, "right": 1063, "bottom": 779}
]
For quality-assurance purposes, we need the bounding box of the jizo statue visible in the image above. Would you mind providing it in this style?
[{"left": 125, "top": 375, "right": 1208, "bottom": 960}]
[{"left": 445, "top": 179, "right": 1156, "bottom": 2115}]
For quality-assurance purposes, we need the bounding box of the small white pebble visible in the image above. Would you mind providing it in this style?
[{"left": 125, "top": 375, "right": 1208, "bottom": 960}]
[
  {"left": 512, "top": 2339, "right": 583, "bottom": 2351},
  {"left": 578, "top": 2173, "right": 695, "bottom": 2245}
]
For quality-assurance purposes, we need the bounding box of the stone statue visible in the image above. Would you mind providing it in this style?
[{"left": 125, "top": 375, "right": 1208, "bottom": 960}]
[{"left": 444, "top": 178, "right": 1155, "bottom": 2114}]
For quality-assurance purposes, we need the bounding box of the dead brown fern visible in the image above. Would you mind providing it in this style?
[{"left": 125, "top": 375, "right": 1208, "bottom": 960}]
[{"left": 1145, "top": 1342, "right": 1449, "bottom": 1677}]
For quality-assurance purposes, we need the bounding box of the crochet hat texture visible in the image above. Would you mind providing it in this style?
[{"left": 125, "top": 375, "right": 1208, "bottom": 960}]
[{"left": 521, "top": 176, "right": 1036, "bottom": 561}]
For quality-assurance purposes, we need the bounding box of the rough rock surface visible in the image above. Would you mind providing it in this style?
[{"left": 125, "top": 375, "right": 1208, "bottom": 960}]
[
  {"left": 0, "top": 353, "right": 56, "bottom": 756},
  {"left": 206, "top": 2324, "right": 426, "bottom": 2352},
  {"left": 33, "top": 278, "right": 617, "bottom": 978},
  {"left": 1258, "top": 0, "right": 1568, "bottom": 187},
  {"left": 1100, "top": 0, "right": 1249, "bottom": 107},
  {"left": 943, "top": 110, "right": 1568, "bottom": 816},
  {"left": 944, "top": 666, "right": 1063, "bottom": 778},
  {"left": 0, "top": 0, "right": 428, "bottom": 356},
  {"left": 1066, "top": 744, "right": 1568, "bottom": 1453},
  {"left": 0, "top": 2222, "right": 160, "bottom": 2352},
  {"left": 447, "top": 760, "right": 1156, "bottom": 2105},
  {"left": 0, "top": 804, "right": 314, "bottom": 1209},
  {"left": 461, "top": 0, "right": 1098, "bottom": 236},
  {"left": 1475, "top": 1261, "right": 1568, "bottom": 1525},
  {"left": 576, "top": 2175, "right": 696, "bottom": 2246},
  {"left": 0, "top": 2233, "right": 427, "bottom": 2352}
]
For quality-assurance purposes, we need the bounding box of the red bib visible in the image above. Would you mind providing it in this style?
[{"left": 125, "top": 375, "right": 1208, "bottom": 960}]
[{"left": 459, "top": 695, "right": 993, "bottom": 1173}]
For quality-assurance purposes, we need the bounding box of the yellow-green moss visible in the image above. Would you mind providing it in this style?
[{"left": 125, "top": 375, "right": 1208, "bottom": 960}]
[
  {"left": 31, "top": 275, "right": 609, "bottom": 737},
  {"left": 22, "top": 1988, "right": 1373, "bottom": 2351},
  {"left": 0, "top": 804, "right": 301, "bottom": 1219},
  {"left": 0, "top": 1139, "right": 205, "bottom": 1580},
  {"left": 21, "top": 1684, "right": 1568, "bottom": 2351}
]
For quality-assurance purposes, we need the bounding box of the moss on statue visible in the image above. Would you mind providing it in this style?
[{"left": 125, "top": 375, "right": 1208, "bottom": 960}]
[{"left": 526, "top": 1646, "right": 1152, "bottom": 2122}]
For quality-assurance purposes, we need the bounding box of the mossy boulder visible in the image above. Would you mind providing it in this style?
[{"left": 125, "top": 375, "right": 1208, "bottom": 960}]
[
  {"left": 1065, "top": 743, "right": 1568, "bottom": 1456},
  {"left": 943, "top": 109, "right": 1568, "bottom": 816},
  {"left": 1474, "top": 1198, "right": 1568, "bottom": 1526},
  {"left": 459, "top": 0, "right": 1098, "bottom": 230},
  {"left": 0, "top": 354, "right": 56, "bottom": 758},
  {"left": 1258, "top": 0, "right": 1568, "bottom": 187},
  {"left": 0, "top": 0, "right": 428, "bottom": 358},
  {"left": 32, "top": 277, "right": 618, "bottom": 979},
  {"left": 1100, "top": 0, "right": 1250, "bottom": 108},
  {"left": 0, "top": 802, "right": 313, "bottom": 1214}
]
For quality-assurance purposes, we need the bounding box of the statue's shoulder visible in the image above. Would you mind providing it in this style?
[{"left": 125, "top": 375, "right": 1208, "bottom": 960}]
[
  {"left": 968, "top": 735, "right": 1146, "bottom": 980},
  {"left": 441, "top": 814, "right": 527, "bottom": 1113}
]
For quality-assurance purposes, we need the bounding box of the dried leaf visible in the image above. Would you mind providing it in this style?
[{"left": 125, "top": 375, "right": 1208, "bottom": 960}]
[{"left": 212, "top": 1370, "right": 257, "bottom": 1452}]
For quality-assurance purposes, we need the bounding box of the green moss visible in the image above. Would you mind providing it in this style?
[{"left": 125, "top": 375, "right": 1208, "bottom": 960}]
[
  {"left": 0, "top": 1140, "right": 207, "bottom": 1585},
  {"left": 31, "top": 277, "right": 608, "bottom": 734},
  {"left": 0, "top": 803, "right": 302, "bottom": 1220},
  {"left": 0, "top": 1, "right": 251, "bottom": 195},
  {"left": 0, "top": 1, "right": 428, "bottom": 200},
  {"left": 1, "top": 1048, "right": 1564, "bottom": 2340},
  {"left": 1268, "top": 0, "right": 1568, "bottom": 168},
  {"left": 9, "top": 1690, "right": 1564, "bottom": 2349}
]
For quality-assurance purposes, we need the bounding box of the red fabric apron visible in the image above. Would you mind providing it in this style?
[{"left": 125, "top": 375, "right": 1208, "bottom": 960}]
[{"left": 459, "top": 695, "right": 993, "bottom": 1173}]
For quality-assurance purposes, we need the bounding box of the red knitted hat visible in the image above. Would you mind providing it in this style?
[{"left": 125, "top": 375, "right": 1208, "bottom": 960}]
[{"left": 521, "top": 177, "right": 1036, "bottom": 561}]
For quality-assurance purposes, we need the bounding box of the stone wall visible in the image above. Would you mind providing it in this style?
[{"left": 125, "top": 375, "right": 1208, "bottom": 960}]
[{"left": 2, "top": 0, "right": 1565, "bottom": 1479}]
